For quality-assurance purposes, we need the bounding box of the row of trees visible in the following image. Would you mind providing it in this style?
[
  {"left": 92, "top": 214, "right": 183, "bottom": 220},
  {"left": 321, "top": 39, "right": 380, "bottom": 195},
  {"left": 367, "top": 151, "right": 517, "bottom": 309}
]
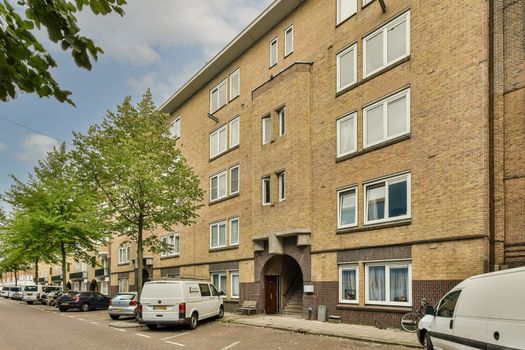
[{"left": 0, "top": 91, "right": 204, "bottom": 296}]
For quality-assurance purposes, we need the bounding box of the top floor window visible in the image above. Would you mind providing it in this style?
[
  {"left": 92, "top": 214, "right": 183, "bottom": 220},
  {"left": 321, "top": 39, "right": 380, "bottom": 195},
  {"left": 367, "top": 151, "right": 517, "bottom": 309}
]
[
  {"left": 118, "top": 246, "right": 130, "bottom": 264},
  {"left": 337, "top": 0, "right": 357, "bottom": 25},
  {"left": 210, "top": 79, "right": 227, "bottom": 113},
  {"left": 170, "top": 117, "right": 181, "bottom": 139},
  {"left": 229, "top": 69, "right": 240, "bottom": 100},
  {"left": 269, "top": 37, "right": 278, "bottom": 67},
  {"left": 284, "top": 25, "right": 294, "bottom": 57}
]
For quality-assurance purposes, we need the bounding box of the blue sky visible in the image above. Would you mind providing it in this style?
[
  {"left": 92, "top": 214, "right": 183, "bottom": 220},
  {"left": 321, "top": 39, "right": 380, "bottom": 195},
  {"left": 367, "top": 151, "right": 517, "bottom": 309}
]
[{"left": 0, "top": 0, "right": 272, "bottom": 212}]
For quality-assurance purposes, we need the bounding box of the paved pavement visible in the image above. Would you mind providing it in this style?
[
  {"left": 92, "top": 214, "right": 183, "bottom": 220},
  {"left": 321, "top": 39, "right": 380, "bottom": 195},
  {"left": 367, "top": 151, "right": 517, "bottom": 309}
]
[{"left": 0, "top": 297, "right": 414, "bottom": 349}]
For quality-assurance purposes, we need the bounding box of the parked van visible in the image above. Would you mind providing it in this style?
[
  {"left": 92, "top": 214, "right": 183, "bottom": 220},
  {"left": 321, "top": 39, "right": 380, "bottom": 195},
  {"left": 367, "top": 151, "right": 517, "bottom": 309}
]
[
  {"left": 418, "top": 266, "right": 525, "bottom": 350},
  {"left": 8, "top": 286, "right": 21, "bottom": 299},
  {"left": 138, "top": 280, "right": 224, "bottom": 330},
  {"left": 22, "top": 285, "right": 62, "bottom": 304},
  {"left": 1, "top": 286, "right": 10, "bottom": 298}
]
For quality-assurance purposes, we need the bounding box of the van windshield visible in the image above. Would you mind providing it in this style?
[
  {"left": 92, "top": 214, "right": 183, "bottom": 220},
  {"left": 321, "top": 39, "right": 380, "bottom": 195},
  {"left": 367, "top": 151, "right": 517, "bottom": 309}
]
[
  {"left": 2, "top": 287, "right": 9, "bottom": 291},
  {"left": 142, "top": 283, "right": 181, "bottom": 299},
  {"left": 24, "top": 286, "right": 38, "bottom": 292},
  {"left": 10, "top": 287, "right": 21, "bottom": 291}
]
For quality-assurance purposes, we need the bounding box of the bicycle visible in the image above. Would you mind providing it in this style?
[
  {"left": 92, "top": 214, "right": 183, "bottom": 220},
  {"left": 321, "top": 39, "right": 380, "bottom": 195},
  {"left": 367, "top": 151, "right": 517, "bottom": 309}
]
[{"left": 400, "top": 298, "right": 429, "bottom": 332}]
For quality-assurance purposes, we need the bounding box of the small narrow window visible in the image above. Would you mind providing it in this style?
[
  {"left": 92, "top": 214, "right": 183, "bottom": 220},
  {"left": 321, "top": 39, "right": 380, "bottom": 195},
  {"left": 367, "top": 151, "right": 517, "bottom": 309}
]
[
  {"left": 230, "top": 217, "right": 239, "bottom": 246},
  {"left": 211, "top": 272, "right": 227, "bottom": 294},
  {"left": 339, "top": 265, "right": 358, "bottom": 303},
  {"left": 336, "top": 112, "right": 357, "bottom": 157},
  {"left": 210, "top": 170, "right": 228, "bottom": 202},
  {"left": 337, "top": 187, "right": 357, "bottom": 228},
  {"left": 336, "top": 44, "right": 357, "bottom": 92},
  {"left": 262, "top": 116, "right": 272, "bottom": 145},
  {"left": 210, "top": 125, "right": 228, "bottom": 158},
  {"left": 229, "top": 117, "right": 240, "bottom": 147},
  {"left": 284, "top": 25, "right": 294, "bottom": 57},
  {"left": 231, "top": 272, "right": 240, "bottom": 298},
  {"left": 278, "top": 172, "right": 285, "bottom": 202},
  {"left": 269, "top": 38, "right": 278, "bottom": 67},
  {"left": 337, "top": 0, "right": 357, "bottom": 25},
  {"left": 229, "top": 69, "right": 240, "bottom": 100},
  {"left": 230, "top": 165, "right": 239, "bottom": 195},
  {"left": 279, "top": 108, "right": 286, "bottom": 137},
  {"left": 262, "top": 176, "right": 271, "bottom": 205},
  {"left": 170, "top": 117, "right": 181, "bottom": 138},
  {"left": 210, "top": 79, "right": 228, "bottom": 113}
]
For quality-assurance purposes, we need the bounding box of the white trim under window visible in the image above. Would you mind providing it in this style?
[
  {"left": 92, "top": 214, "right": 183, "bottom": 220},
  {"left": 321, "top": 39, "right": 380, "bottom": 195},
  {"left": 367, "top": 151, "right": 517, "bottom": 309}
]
[
  {"left": 278, "top": 172, "right": 285, "bottom": 202},
  {"left": 262, "top": 176, "right": 271, "bottom": 206},
  {"left": 337, "top": 186, "right": 358, "bottom": 229},
  {"left": 210, "top": 125, "right": 228, "bottom": 158},
  {"left": 336, "top": 43, "right": 357, "bottom": 92},
  {"left": 262, "top": 116, "right": 272, "bottom": 145},
  {"left": 229, "top": 165, "right": 240, "bottom": 195},
  {"left": 210, "top": 78, "right": 228, "bottom": 113},
  {"left": 170, "top": 117, "right": 181, "bottom": 139},
  {"left": 278, "top": 108, "right": 286, "bottom": 137},
  {"left": 161, "top": 233, "right": 180, "bottom": 257},
  {"left": 336, "top": 112, "right": 357, "bottom": 157},
  {"left": 229, "top": 69, "right": 240, "bottom": 101},
  {"left": 364, "top": 172, "right": 411, "bottom": 225},
  {"left": 337, "top": 0, "right": 357, "bottom": 25},
  {"left": 210, "top": 170, "right": 228, "bottom": 202},
  {"left": 363, "top": 11, "right": 410, "bottom": 78},
  {"left": 269, "top": 37, "right": 278, "bottom": 67},
  {"left": 363, "top": 88, "right": 410, "bottom": 148},
  {"left": 365, "top": 261, "right": 412, "bottom": 306},
  {"left": 284, "top": 25, "right": 294, "bottom": 57},
  {"left": 230, "top": 271, "right": 240, "bottom": 299},
  {"left": 210, "top": 222, "right": 227, "bottom": 249},
  {"left": 229, "top": 117, "right": 240, "bottom": 148},
  {"left": 339, "top": 264, "right": 359, "bottom": 304},
  {"left": 118, "top": 246, "right": 130, "bottom": 264},
  {"left": 229, "top": 217, "right": 239, "bottom": 246}
]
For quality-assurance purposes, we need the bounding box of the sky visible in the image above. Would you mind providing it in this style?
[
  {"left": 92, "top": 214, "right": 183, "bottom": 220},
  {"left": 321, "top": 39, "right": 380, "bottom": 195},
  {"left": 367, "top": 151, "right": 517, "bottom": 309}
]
[{"left": 0, "top": 0, "right": 273, "bottom": 212}]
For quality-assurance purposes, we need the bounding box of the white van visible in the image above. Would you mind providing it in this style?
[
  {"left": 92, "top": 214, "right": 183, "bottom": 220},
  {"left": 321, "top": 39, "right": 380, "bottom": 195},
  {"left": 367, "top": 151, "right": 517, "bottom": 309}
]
[
  {"left": 138, "top": 280, "right": 224, "bottom": 330},
  {"left": 418, "top": 266, "right": 525, "bottom": 350},
  {"left": 22, "top": 285, "right": 62, "bottom": 304},
  {"left": 1, "top": 286, "right": 10, "bottom": 298}
]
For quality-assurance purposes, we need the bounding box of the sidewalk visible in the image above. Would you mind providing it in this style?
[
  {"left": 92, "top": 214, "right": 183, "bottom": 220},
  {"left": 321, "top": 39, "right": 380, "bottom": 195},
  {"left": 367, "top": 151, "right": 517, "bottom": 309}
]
[{"left": 224, "top": 313, "right": 420, "bottom": 348}]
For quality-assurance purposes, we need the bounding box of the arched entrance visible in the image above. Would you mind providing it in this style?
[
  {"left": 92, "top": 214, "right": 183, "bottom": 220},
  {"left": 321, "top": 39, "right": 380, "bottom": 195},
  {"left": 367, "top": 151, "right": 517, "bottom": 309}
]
[
  {"left": 89, "top": 279, "right": 98, "bottom": 292},
  {"left": 66, "top": 281, "right": 72, "bottom": 291},
  {"left": 261, "top": 255, "right": 303, "bottom": 315}
]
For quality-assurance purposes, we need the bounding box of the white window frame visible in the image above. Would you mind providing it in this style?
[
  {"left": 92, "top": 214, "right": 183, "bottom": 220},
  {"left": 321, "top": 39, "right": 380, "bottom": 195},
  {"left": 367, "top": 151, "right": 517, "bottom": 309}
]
[
  {"left": 337, "top": 0, "right": 357, "bottom": 25},
  {"left": 118, "top": 277, "right": 129, "bottom": 293},
  {"left": 284, "top": 25, "right": 294, "bottom": 57},
  {"left": 229, "top": 165, "right": 239, "bottom": 195},
  {"left": 262, "top": 176, "right": 271, "bottom": 206},
  {"left": 363, "top": 11, "right": 410, "bottom": 78},
  {"left": 161, "top": 233, "right": 180, "bottom": 257},
  {"left": 338, "top": 264, "right": 359, "bottom": 304},
  {"left": 365, "top": 261, "right": 412, "bottom": 307},
  {"left": 210, "top": 170, "right": 228, "bottom": 202},
  {"left": 364, "top": 173, "right": 411, "bottom": 225},
  {"left": 269, "top": 37, "right": 278, "bottom": 67},
  {"left": 229, "top": 69, "right": 240, "bottom": 101},
  {"left": 363, "top": 88, "right": 410, "bottom": 148},
  {"left": 229, "top": 117, "right": 240, "bottom": 148},
  {"left": 229, "top": 217, "right": 239, "bottom": 246},
  {"left": 210, "top": 125, "right": 228, "bottom": 158},
  {"left": 118, "top": 246, "right": 130, "bottom": 264},
  {"left": 230, "top": 271, "right": 240, "bottom": 299},
  {"left": 211, "top": 272, "right": 227, "bottom": 294},
  {"left": 278, "top": 108, "right": 286, "bottom": 137},
  {"left": 210, "top": 221, "right": 227, "bottom": 249},
  {"left": 278, "top": 172, "right": 285, "bottom": 202},
  {"left": 336, "top": 43, "right": 357, "bottom": 92},
  {"left": 170, "top": 117, "right": 181, "bottom": 139},
  {"left": 337, "top": 186, "right": 358, "bottom": 229},
  {"left": 336, "top": 112, "right": 357, "bottom": 157},
  {"left": 210, "top": 79, "right": 228, "bottom": 113},
  {"left": 262, "top": 116, "right": 272, "bottom": 145}
]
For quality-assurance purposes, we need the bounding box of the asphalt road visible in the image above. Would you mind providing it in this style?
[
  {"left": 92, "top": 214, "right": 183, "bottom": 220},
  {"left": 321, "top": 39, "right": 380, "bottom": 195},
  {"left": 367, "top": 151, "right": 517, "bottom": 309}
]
[{"left": 0, "top": 297, "right": 411, "bottom": 349}]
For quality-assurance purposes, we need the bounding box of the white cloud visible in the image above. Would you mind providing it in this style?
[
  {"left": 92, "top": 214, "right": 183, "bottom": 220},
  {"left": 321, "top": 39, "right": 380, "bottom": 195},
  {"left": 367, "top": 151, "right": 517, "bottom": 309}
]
[
  {"left": 16, "top": 134, "right": 59, "bottom": 163},
  {"left": 0, "top": 142, "right": 6, "bottom": 152}
]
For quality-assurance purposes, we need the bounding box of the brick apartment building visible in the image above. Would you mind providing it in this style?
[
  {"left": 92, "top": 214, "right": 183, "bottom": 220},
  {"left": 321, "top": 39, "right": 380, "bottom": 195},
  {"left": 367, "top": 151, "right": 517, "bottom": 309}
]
[{"left": 3, "top": 0, "right": 519, "bottom": 329}]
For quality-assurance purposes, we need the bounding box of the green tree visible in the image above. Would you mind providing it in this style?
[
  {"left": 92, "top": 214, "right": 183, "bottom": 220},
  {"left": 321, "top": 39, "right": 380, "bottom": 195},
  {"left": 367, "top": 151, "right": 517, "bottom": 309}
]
[
  {"left": 73, "top": 91, "right": 204, "bottom": 296},
  {"left": 0, "top": 236, "right": 31, "bottom": 286},
  {"left": 0, "top": 0, "right": 126, "bottom": 105}
]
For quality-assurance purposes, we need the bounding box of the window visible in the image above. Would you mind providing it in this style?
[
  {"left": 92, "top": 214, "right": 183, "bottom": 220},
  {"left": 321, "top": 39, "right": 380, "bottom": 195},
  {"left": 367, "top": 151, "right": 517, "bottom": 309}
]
[
  {"left": 229, "top": 117, "right": 240, "bottom": 148},
  {"left": 278, "top": 108, "right": 286, "bottom": 136},
  {"left": 337, "top": 0, "right": 357, "bottom": 25},
  {"left": 363, "top": 11, "right": 410, "bottom": 77},
  {"left": 269, "top": 37, "right": 278, "bottom": 67},
  {"left": 229, "top": 217, "right": 239, "bottom": 245},
  {"left": 210, "top": 79, "right": 228, "bottom": 113},
  {"left": 339, "top": 265, "right": 358, "bottom": 303},
  {"left": 337, "top": 112, "right": 357, "bottom": 157},
  {"left": 262, "top": 176, "right": 271, "bottom": 205},
  {"left": 337, "top": 187, "right": 357, "bottom": 228},
  {"left": 336, "top": 44, "right": 357, "bottom": 91},
  {"left": 229, "top": 165, "right": 239, "bottom": 195},
  {"left": 161, "top": 233, "right": 180, "bottom": 257},
  {"left": 210, "top": 171, "right": 227, "bottom": 202},
  {"left": 365, "top": 262, "right": 412, "bottom": 306},
  {"left": 262, "top": 116, "right": 272, "bottom": 145},
  {"left": 199, "top": 283, "right": 211, "bottom": 297},
  {"left": 365, "top": 173, "right": 410, "bottom": 224},
  {"left": 278, "top": 172, "right": 285, "bottom": 202},
  {"left": 118, "top": 278, "right": 129, "bottom": 293},
  {"left": 170, "top": 117, "right": 181, "bottom": 138},
  {"left": 210, "top": 125, "right": 227, "bottom": 158},
  {"left": 364, "top": 88, "right": 410, "bottom": 147},
  {"left": 284, "top": 25, "right": 293, "bottom": 56},
  {"left": 231, "top": 272, "right": 240, "bottom": 298},
  {"left": 437, "top": 290, "right": 462, "bottom": 318},
  {"left": 118, "top": 246, "right": 130, "bottom": 264},
  {"left": 229, "top": 69, "right": 240, "bottom": 100},
  {"left": 211, "top": 272, "right": 227, "bottom": 294},
  {"left": 210, "top": 221, "right": 227, "bottom": 249}
]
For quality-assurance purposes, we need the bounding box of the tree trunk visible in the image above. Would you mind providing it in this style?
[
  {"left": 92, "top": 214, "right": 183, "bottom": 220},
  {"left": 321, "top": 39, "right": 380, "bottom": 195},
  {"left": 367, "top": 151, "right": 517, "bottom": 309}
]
[
  {"left": 34, "top": 258, "right": 39, "bottom": 284},
  {"left": 137, "top": 214, "right": 144, "bottom": 298},
  {"left": 14, "top": 270, "right": 18, "bottom": 286},
  {"left": 60, "top": 241, "right": 68, "bottom": 291}
]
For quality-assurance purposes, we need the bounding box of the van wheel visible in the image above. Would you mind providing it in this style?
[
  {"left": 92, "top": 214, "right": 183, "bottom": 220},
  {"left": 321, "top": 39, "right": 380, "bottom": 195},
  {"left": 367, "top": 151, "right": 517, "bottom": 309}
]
[
  {"left": 146, "top": 324, "right": 158, "bottom": 330},
  {"left": 110, "top": 315, "right": 120, "bottom": 320},
  {"left": 26, "top": 301, "right": 34, "bottom": 305},
  {"left": 216, "top": 305, "right": 224, "bottom": 319},
  {"left": 81, "top": 303, "right": 90, "bottom": 312},
  {"left": 187, "top": 312, "right": 198, "bottom": 330},
  {"left": 59, "top": 306, "right": 68, "bottom": 312},
  {"left": 424, "top": 332, "right": 434, "bottom": 350}
]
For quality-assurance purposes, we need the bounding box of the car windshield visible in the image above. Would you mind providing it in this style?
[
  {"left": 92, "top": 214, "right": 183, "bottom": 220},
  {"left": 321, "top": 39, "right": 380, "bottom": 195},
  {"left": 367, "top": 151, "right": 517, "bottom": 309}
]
[
  {"left": 114, "top": 294, "right": 135, "bottom": 300},
  {"left": 2, "top": 287, "right": 9, "bottom": 291},
  {"left": 11, "top": 287, "right": 20, "bottom": 291},
  {"left": 24, "top": 286, "right": 38, "bottom": 292}
]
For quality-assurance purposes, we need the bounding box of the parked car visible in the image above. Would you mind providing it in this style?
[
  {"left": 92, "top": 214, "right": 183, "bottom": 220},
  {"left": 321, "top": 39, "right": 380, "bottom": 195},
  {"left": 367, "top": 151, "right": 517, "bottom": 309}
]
[
  {"left": 8, "top": 286, "right": 21, "bottom": 299},
  {"left": 1, "top": 286, "right": 10, "bottom": 298},
  {"left": 45, "top": 290, "right": 65, "bottom": 307},
  {"left": 40, "top": 286, "right": 62, "bottom": 303},
  {"left": 108, "top": 292, "right": 138, "bottom": 320},
  {"left": 418, "top": 266, "right": 525, "bottom": 350},
  {"left": 21, "top": 285, "right": 38, "bottom": 304},
  {"left": 12, "top": 290, "right": 23, "bottom": 300},
  {"left": 57, "top": 292, "right": 111, "bottom": 312},
  {"left": 138, "top": 280, "right": 224, "bottom": 330}
]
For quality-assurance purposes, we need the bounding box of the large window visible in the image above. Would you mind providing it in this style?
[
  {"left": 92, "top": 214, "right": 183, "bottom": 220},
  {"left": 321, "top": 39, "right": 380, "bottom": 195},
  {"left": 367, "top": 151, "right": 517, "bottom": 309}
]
[
  {"left": 210, "top": 171, "right": 227, "bottom": 202},
  {"left": 230, "top": 217, "right": 239, "bottom": 246},
  {"left": 337, "top": 186, "right": 357, "bottom": 228},
  {"left": 365, "top": 173, "right": 410, "bottom": 224},
  {"left": 118, "top": 246, "right": 130, "bottom": 264},
  {"left": 229, "top": 69, "right": 240, "bottom": 100},
  {"left": 269, "top": 37, "right": 278, "bottom": 67},
  {"left": 229, "top": 165, "right": 239, "bottom": 195},
  {"left": 262, "top": 116, "right": 272, "bottom": 145},
  {"left": 365, "top": 262, "right": 412, "bottom": 306},
  {"left": 210, "top": 222, "right": 227, "bottom": 249},
  {"left": 363, "top": 11, "right": 410, "bottom": 77},
  {"left": 278, "top": 172, "right": 285, "bottom": 202},
  {"left": 231, "top": 272, "right": 240, "bottom": 298},
  {"left": 210, "top": 125, "right": 227, "bottom": 158},
  {"left": 229, "top": 117, "right": 240, "bottom": 148},
  {"left": 160, "top": 233, "right": 180, "bottom": 257},
  {"left": 284, "top": 25, "right": 294, "bottom": 57},
  {"left": 262, "top": 176, "right": 271, "bottom": 205},
  {"left": 210, "top": 79, "right": 228, "bottom": 113},
  {"left": 170, "top": 117, "right": 181, "bottom": 139},
  {"left": 279, "top": 108, "right": 286, "bottom": 137},
  {"left": 337, "top": 112, "right": 357, "bottom": 157},
  {"left": 364, "top": 88, "right": 410, "bottom": 147},
  {"left": 339, "top": 265, "right": 358, "bottom": 303},
  {"left": 337, "top": 0, "right": 357, "bottom": 25},
  {"left": 211, "top": 272, "right": 227, "bottom": 294},
  {"left": 336, "top": 44, "right": 357, "bottom": 92}
]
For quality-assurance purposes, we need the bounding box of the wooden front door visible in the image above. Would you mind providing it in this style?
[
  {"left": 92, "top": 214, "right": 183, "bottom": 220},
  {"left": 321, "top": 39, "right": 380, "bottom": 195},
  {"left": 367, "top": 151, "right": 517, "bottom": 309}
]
[{"left": 265, "top": 276, "right": 278, "bottom": 314}]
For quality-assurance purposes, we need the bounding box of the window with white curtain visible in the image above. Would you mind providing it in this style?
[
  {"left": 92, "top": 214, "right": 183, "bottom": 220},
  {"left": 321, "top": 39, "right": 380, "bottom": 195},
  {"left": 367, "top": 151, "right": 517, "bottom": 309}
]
[
  {"left": 170, "top": 117, "right": 181, "bottom": 139},
  {"left": 337, "top": 112, "right": 357, "bottom": 157},
  {"left": 284, "top": 25, "right": 294, "bottom": 56},
  {"left": 339, "top": 265, "right": 358, "bottom": 303},
  {"left": 364, "top": 88, "right": 410, "bottom": 147},
  {"left": 229, "top": 69, "right": 240, "bottom": 100},
  {"left": 229, "top": 217, "right": 239, "bottom": 245},
  {"left": 229, "top": 165, "right": 239, "bottom": 195},
  {"left": 210, "top": 79, "right": 228, "bottom": 113},
  {"left": 337, "top": 187, "right": 358, "bottom": 228},
  {"left": 210, "top": 171, "right": 227, "bottom": 202},
  {"left": 210, "top": 222, "right": 227, "bottom": 249},
  {"left": 211, "top": 272, "right": 227, "bottom": 294},
  {"left": 365, "top": 262, "right": 411, "bottom": 306},
  {"left": 364, "top": 173, "right": 410, "bottom": 224},
  {"left": 337, "top": 0, "right": 357, "bottom": 25},
  {"left": 336, "top": 44, "right": 357, "bottom": 91},
  {"left": 262, "top": 116, "right": 272, "bottom": 144},
  {"left": 363, "top": 11, "right": 410, "bottom": 77},
  {"left": 231, "top": 272, "right": 240, "bottom": 298},
  {"left": 210, "top": 125, "right": 228, "bottom": 158},
  {"left": 229, "top": 117, "right": 240, "bottom": 147},
  {"left": 269, "top": 37, "right": 278, "bottom": 67},
  {"left": 118, "top": 278, "right": 129, "bottom": 293}
]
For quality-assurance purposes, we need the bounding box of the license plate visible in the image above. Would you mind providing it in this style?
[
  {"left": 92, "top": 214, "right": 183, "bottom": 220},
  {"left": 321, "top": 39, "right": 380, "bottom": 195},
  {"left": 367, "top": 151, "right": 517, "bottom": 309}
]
[
  {"left": 153, "top": 305, "right": 167, "bottom": 310},
  {"left": 27, "top": 293, "right": 32, "bottom": 296},
  {"left": 114, "top": 308, "right": 124, "bottom": 312}
]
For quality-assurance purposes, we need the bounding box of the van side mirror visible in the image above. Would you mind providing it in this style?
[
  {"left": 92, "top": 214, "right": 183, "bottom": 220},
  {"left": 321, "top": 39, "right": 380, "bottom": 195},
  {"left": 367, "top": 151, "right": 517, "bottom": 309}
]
[
  {"left": 425, "top": 305, "right": 435, "bottom": 316},
  {"left": 219, "top": 291, "right": 225, "bottom": 296}
]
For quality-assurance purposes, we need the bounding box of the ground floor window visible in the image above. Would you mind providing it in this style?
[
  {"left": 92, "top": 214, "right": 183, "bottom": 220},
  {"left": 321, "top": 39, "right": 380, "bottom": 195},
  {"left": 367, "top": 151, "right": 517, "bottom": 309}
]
[
  {"left": 211, "top": 272, "right": 227, "bottom": 295},
  {"left": 118, "top": 278, "right": 129, "bottom": 293},
  {"left": 365, "top": 261, "right": 411, "bottom": 306},
  {"left": 231, "top": 271, "right": 240, "bottom": 299},
  {"left": 338, "top": 264, "right": 358, "bottom": 303}
]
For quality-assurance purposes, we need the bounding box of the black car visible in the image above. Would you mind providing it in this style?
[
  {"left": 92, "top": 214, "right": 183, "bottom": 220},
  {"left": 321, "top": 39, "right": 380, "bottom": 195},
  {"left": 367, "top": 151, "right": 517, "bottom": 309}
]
[{"left": 57, "top": 292, "right": 111, "bottom": 312}]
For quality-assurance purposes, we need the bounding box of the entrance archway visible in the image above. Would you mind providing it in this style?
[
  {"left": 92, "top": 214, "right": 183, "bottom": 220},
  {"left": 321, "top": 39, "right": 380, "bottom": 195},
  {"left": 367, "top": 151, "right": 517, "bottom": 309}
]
[
  {"left": 89, "top": 279, "right": 98, "bottom": 292},
  {"left": 261, "top": 255, "right": 303, "bottom": 315}
]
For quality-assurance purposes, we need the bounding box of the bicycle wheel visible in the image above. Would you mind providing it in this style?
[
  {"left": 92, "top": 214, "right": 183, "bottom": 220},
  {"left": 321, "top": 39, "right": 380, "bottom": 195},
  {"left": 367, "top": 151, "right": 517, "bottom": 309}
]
[{"left": 400, "top": 312, "right": 420, "bottom": 332}]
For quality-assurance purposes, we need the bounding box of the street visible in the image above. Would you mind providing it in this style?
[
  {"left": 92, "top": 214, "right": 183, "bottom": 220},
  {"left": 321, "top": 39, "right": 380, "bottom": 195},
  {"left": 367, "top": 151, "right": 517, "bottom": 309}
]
[{"left": 0, "top": 297, "right": 412, "bottom": 350}]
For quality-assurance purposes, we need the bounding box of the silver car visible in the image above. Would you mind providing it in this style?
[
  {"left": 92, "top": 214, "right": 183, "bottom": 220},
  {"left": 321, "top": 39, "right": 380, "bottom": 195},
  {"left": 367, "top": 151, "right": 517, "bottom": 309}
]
[{"left": 108, "top": 292, "right": 138, "bottom": 320}]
